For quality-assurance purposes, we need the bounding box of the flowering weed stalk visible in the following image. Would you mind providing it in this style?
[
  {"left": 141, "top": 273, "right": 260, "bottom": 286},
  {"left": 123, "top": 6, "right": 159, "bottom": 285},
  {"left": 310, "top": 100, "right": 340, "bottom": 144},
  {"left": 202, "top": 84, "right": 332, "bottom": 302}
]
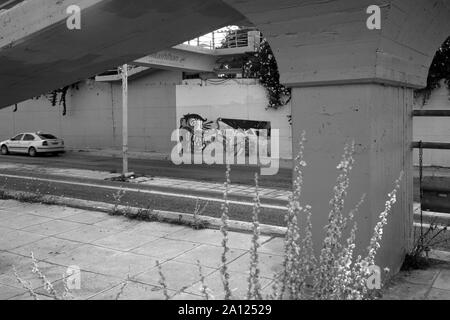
[
  {"left": 220, "top": 165, "right": 232, "bottom": 300},
  {"left": 247, "top": 173, "right": 262, "bottom": 300}
]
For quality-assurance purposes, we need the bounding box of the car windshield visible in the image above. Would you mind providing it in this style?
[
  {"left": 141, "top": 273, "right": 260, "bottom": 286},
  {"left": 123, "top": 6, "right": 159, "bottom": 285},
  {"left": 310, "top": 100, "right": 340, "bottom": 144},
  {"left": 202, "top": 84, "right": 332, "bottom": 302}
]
[{"left": 37, "top": 133, "right": 57, "bottom": 140}]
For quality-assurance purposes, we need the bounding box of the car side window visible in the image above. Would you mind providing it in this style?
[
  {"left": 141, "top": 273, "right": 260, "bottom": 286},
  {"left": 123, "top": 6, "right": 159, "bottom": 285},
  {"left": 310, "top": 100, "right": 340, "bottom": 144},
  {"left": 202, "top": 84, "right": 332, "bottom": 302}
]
[
  {"left": 11, "top": 134, "right": 24, "bottom": 141},
  {"left": 23, "top": 134, "right": 35, "bottom": 141}
]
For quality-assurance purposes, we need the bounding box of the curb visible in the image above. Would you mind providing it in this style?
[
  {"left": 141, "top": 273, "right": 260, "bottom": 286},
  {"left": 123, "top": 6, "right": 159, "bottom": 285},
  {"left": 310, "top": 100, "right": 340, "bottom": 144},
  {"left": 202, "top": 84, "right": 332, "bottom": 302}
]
[{"left": 0, "top": 189, "right": 287, "bottom": 237}]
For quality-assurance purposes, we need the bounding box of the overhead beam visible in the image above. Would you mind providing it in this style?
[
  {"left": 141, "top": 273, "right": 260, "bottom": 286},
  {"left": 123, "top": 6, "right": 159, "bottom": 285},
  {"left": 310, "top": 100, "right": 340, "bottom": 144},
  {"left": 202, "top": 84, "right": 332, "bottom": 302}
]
[{"left": 0, "top": 0, "right": 245, "bottom": 109}]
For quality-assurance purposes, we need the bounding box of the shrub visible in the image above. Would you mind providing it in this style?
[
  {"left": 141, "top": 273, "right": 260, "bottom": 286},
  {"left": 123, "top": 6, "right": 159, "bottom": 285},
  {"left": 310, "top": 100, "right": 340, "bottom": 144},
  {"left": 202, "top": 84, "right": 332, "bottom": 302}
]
[{"left": 166, "top": 132, "right": 403, "bottom": 300}]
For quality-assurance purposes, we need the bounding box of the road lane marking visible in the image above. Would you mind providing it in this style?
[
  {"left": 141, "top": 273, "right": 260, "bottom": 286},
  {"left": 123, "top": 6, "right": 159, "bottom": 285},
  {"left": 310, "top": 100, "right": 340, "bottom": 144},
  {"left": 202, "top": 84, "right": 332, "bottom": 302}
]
[{"left": 0, "top": 173, "right": 288, "bottom": 211}]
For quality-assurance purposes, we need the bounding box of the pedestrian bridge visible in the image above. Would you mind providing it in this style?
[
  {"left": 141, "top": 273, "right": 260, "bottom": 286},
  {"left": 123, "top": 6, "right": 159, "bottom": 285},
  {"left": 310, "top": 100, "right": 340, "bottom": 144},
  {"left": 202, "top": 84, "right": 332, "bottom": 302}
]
[{"left": 1, "top": 0, "right": 449, "bottom": 274}]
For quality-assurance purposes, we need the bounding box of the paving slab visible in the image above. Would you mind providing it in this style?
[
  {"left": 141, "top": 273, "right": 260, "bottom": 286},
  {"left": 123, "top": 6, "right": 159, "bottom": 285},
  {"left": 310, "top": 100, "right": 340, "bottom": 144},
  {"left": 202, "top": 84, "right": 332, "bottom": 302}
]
[
  {"left": 0, "top": 211, "right": 20, "bottom": 221},
  {"left": 227, "top": 252, "right": 284, "bottom": 280},
  {"left": 171, "top": 291, "right": 204, "bottom": 300},
  {"left": 174, "top": 244, "right": 247, "bottom": 268},
  {"left": 0, "top": 284, "right": 26, "bottom": 300},
  {"left": 92, "top": 216, "right": 142, "bottom": 231},
  {"left": 23, "top": 205, "right": 83, "bottom": 219},
  {"left": 21, "top": 219, "right": 85, "bottom": 237},
  {"left": 0, "top": 230, "right": 46, "bottom": 251},
  {"left": 259, "top": 237, "right": 284, "bottom": 256},
  {"left": 126, "top": 221, "right": 187, "bottom": 237},
  {"left": 432, "top": 270, "right": 450, "bottom": 291},
  {"left": 398, "top": 268, "right": 440, "bottom": 286},
  {"left": 89, "top": 252, "right": 158, "bottom": 278},
  {"left": 92, "top": 229, "right": 160, "bottom": 252},
  {"left": 37, "top": 270, "right": 123, "bottom": 300},
  {"left": 44, "top": 244, "right": 122, "bottom": 271},
  {"left": 55, "top": 224, "right": 119, "bottom": 243},
  {"left": 166, "top": 228, "right": 270, "bottom": 250},
  {"left": 135, "top": 260, "right": 216, "bottom": 292},
  {"left": 0, "top": 200, "right": 28, "bottom": 210},
  {"left": 9, "top": 292, "right": 55, "bottom": 300},
  {"left": 62, "top": 211, "right": 110, "bottom": 224},
  {"left": 131, "top": 238, "right": 200, "bottom": 260},
  {"left": 0, "top": 225, "right": 13, "bottom": 233},
  {"left": 381, "top": 280, "right": 429, "bottom": 300},
  {"left": 427, "top": 288, "right": 450, "bottom": 299},
  {"left": 0, "top": 256, "right": 66, "bottom": 290},
  {"left": 89, "top": 281, "right": 169, "bottom": 300},
  {"left": 10, "top": 237, "right": 84, "bottom": 260},
  {"left": 0, "top": 213, "right": 53, "bottom": 230},
  {"left": 186, "top": 270, "right": 273, "bottom": 300}
]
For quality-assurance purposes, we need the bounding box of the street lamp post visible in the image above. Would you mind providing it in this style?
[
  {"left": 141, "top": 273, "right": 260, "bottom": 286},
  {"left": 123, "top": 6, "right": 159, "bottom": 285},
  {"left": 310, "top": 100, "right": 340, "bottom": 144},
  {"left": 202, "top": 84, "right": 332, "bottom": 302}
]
[{"left": 121, "top": 64, "right": 129, "bottom": 177}]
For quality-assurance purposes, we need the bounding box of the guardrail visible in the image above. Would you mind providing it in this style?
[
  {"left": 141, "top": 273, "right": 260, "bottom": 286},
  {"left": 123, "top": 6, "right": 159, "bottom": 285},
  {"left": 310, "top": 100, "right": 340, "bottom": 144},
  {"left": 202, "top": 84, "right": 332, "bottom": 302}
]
[
  {"left": 413, "top": 109, "right": 450, "bottom": 234},
  {"left": 412, "top": 142, "right": 450, "bottom": 150},
  {"left": 413, "top": 110, "right": 450, "bottom": 117},
  {"left": 412, "top": 110, "right": 450, "bottom": 150},
  {"left": 185, "top": 28, "right": 260, "bottom": 50}
]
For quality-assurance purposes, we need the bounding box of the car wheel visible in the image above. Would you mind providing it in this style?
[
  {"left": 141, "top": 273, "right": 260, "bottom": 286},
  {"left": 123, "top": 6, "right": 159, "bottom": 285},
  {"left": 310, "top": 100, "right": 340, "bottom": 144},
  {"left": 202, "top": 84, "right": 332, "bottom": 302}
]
[
  {"left": 1, "top": 145, "right": 8, "bottom": 155},
  {"left": 28, "top": 147, "right": 37, "bottom": 157}
]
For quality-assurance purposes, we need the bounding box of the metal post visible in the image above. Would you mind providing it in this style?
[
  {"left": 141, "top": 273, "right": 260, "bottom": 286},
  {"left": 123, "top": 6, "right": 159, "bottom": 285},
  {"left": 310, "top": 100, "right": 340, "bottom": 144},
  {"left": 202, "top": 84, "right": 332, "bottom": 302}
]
[
  {"left": 419, "top": 140, "right": 424, "bottom": 251},
  {"left": 121, "top": 64, "right": 128, "bottom": 176}
]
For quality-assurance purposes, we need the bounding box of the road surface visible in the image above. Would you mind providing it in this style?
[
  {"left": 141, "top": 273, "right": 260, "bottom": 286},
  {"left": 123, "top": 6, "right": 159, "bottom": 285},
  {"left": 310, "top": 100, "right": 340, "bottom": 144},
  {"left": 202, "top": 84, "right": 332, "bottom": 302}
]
[
  {"left": 0, "top": 152, "right": 292, "bottom": 189},
  {"left": 0, "top": 152, "right": 291, "bottom": 226}
]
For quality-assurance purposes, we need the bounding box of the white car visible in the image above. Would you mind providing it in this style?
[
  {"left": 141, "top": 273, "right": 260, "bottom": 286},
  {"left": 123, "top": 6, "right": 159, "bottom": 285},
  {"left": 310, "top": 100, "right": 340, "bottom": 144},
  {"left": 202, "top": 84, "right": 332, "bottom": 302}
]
[{"left": 0, "top": 132, "right": 65, "bottom": 157}]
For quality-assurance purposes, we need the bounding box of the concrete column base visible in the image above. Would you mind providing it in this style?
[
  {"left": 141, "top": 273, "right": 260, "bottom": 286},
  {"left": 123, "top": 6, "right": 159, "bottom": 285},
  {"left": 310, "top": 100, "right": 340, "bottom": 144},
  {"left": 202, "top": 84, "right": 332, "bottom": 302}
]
[{"left": 291, "top": 83, "right": 414, "bottom": 274}]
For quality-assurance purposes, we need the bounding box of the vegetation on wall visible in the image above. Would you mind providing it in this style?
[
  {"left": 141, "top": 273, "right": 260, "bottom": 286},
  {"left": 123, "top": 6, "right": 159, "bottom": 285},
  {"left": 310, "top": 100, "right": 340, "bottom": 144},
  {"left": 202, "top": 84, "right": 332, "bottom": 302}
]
[
  {"left": 415, "top": 36, "right": 450, "bottom": 105},
  {"left": 244, "top": 39, "right": 292, "bottom": 110},
  {"left": 47, "top": 86, "right": 71, "bottom": 116},
  {"left": 217, "top": 27, "right": 291, "bottom": 111},
  {"left": 30, "top": 82, "right": 81, "bottom": 116}
]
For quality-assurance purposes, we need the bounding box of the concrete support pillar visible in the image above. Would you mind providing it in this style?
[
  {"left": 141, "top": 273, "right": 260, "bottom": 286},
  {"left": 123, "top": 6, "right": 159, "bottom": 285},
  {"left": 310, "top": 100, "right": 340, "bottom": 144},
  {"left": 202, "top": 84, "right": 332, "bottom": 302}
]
[
  {"left": 291, "top": 83, "right": 414, "bottom": 273},
  {"left": 221, "top": 0, "right": 450, "bottom": 274}
]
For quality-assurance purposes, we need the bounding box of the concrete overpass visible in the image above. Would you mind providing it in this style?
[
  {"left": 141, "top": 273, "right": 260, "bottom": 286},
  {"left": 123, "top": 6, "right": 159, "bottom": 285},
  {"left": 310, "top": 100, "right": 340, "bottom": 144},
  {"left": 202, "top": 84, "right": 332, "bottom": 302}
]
[
  {"left": 95, "top": 33, "right": 261, "bottom": 81},
  {"left": 1, "top": 0, "right": 450, "bottom": 274}
]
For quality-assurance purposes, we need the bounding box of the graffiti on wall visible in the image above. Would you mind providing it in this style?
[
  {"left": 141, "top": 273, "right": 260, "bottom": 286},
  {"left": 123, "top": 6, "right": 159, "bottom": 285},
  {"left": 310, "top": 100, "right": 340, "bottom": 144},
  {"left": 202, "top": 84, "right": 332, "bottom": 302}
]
[{"left": 177, "top": 113, "right": 271, "bottom": 157}]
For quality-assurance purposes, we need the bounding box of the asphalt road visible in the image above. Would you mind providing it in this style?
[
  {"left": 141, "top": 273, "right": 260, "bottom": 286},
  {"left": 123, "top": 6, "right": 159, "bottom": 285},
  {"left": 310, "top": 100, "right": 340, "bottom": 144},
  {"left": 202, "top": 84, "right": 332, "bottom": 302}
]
[
  {"left": 0, "top": 152, "right": 292, "bottom": 190},
  {"left": 0, "top": 172, "right": 287, "bottom": 226},
  {"left": 0, "top": 152, "right": 290, "bottom": 226}
]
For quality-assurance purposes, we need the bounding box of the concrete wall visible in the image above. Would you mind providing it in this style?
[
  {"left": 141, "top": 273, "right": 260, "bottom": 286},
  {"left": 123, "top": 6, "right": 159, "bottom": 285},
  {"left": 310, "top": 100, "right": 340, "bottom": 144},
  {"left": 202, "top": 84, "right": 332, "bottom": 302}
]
[
  {"left": 414, "top": 81, "right": 450, "bottom": 167},
  {"left": 0, "top": 70, "right": 181, "bottom": 153},
  {"left": 176, "top": 79, "right": 292, "bottom": 160},
  {"left": 0, "top": 74, "right": 294, "bottom": 158}
]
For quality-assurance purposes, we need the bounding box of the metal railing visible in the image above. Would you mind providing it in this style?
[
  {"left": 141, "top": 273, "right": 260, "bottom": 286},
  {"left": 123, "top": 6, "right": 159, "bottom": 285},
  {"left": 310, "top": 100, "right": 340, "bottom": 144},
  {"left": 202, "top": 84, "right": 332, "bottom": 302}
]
[
  {"left": 412, "top": 142, "right": 450, "bottom": 150},
  {"left": 185, "top": 28, "right": 259, "bottom": 50},
  {"left": 412, "top": 110, "right": 450, "bottom": 150},
  {"left": 413, "top": 109, "right": 450, "bottom": 248},
  {"left": 413, "top": 110, "right": 450, "bottom": 117}
]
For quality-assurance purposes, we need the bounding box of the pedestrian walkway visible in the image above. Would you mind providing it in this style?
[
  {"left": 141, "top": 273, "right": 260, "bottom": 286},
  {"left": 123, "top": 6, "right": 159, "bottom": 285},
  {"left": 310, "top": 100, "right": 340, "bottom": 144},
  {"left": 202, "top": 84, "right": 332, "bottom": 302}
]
[
  {"left": 1, "top": 199, "right": 449, "bottom": 300},
  {"left": 0, "top": 199, "right": 282, "bottom": 300},
  {"left": 0, "top": 162, "right": 291, "bottom": 201},
  {"left": 382, "top": 257, "right": 450, "bottom": 300}
]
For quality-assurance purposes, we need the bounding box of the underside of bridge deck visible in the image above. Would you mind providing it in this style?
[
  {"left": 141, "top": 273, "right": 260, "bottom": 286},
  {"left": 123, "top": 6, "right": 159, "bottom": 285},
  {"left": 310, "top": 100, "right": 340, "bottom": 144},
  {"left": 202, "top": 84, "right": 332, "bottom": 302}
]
[{"left": 1, "top": 0, "right": 449, "bottom": 275}]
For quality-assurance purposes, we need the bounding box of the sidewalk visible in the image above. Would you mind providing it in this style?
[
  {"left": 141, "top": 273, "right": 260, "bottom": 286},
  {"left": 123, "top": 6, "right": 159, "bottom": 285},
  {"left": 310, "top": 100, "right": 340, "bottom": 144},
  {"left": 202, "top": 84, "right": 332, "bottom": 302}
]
[
  {"left": 0, "top": 199, "right": 282, "bottom": 300},
  {"left": 1, "top": 199, "right": 450, "bottom": 300},
  {"left": 382, "top": 257, "right": 450, "bottom": 300}
]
